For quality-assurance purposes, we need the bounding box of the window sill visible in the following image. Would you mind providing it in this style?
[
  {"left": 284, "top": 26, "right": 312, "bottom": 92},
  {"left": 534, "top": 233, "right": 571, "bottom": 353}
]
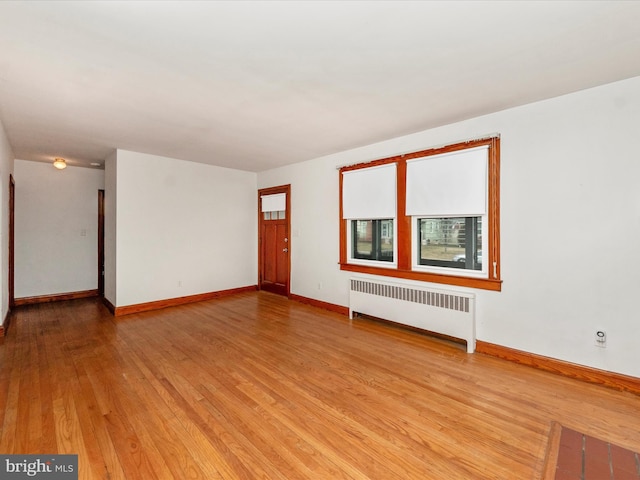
[{"left": 340, "top": 263, "right": 502, "bottom": 291}]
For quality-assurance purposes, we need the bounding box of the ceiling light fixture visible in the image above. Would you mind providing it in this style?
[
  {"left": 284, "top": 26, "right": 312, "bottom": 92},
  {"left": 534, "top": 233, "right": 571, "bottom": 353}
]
[{"left": 53, "top": 157, "right": 67, "bottom": 170}]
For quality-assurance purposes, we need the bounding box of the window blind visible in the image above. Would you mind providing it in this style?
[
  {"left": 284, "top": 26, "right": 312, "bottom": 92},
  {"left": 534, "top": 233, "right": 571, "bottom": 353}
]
[
  {"left": 406, "top": 146, "right": 488, "bottom": 216},
  {"left": 261, "top": 193, "right": 286, "bottom": 212},
  {"left": 342, "top": 163, "right": 396, "bottom": 219}
]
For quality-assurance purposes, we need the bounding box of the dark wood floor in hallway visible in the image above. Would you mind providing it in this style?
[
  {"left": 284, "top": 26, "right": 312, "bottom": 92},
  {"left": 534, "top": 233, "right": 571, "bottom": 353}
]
[{"left": 0, "top": 291, "right": 639, "bottom": 479}]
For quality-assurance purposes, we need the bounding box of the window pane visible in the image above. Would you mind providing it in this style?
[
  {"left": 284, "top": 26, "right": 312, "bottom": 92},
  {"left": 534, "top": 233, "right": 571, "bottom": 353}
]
[
  {"left": 352, "top": 219, "right": 393, "bottom": 262},
  {"left": 263, "top": 210, "right": 286, "bottom": 221},
  {"left": 418, "top": 217, "right": 482, "bottom": 270},
  {"left": 379, "top": 220, "right": 394, "bottom": 260},
  {"left": 354, "top": 220, "right": 373, "bottom": 255}
]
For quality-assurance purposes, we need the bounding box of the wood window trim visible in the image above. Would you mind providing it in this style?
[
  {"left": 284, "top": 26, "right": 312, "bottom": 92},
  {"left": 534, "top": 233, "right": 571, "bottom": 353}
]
[{"left": 339, "top": 136, "right": 502, "bottom": 292}]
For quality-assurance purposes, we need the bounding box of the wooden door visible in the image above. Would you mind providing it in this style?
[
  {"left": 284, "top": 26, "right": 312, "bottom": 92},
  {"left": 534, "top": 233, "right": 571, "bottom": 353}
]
[{"left": 259, "top": 185, "right": 290, "bottom": 296}]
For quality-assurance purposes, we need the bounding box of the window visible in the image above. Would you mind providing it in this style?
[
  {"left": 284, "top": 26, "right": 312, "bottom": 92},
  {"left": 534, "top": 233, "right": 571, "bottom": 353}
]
[
  {"left": 263, "top": 210, "right": 285, "bottom": 220},
  {"left": 341, "top": 163, "right": 397, "bottom": 267},
  {"left": 339, "top": 136, "right": 501, "bottom": 291},
  {"left": 417, "top": 217, "right": 482, "bottom": 270},
  {"left": 352, "top": 219, "right": 394, "bottom": 262},
  {"left": 261, "top": 192, "right": 286, "bottom": 220}
]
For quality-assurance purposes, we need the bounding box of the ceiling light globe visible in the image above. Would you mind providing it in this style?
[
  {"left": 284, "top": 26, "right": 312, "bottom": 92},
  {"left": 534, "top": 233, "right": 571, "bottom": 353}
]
[{"left": 53, "top": 158, "right": 67, "bottom": 169}]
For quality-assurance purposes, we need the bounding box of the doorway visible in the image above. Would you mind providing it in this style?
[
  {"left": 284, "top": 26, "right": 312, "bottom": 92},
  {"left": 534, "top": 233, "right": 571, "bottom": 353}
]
[{"left": 258, "top": 185, "right": 290, "bottom": 296}]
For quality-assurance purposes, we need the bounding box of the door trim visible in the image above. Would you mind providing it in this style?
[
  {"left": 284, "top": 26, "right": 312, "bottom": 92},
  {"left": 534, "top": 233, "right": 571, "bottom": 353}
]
[
  {"left": 98, "top": 189, "right": 105, "bottom": 298},
  {"left": 8, "top": 175, "right": 16, "bottom": 309},
  {"left": 8, "top": 174, "right": 15, "bottom": 309},
  {"left": 2, "top": 175, "right": 15, "bottom": 336},
  {"left": 258, "top": 184, "right": 291, "bottom": 296}
]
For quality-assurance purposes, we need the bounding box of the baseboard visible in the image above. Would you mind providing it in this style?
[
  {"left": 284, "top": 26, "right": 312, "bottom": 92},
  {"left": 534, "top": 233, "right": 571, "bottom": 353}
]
[
  {"left": 102, "top": 297, "right": 116, "bottom": 315},
  {"left": 289, "top": 293, "right": 349, "bottom": 316},
  {"left": 476, "top": 340, "right": 640, "bottom": 396},
  {"left": 0, "top": 309, "right": 9, "bottom": 337},
  {"left": 14, "top": 289, "right": 99, "bottom": 307},
  {"left": 113, "top": 285, "right": 258, "bottom": 316}
]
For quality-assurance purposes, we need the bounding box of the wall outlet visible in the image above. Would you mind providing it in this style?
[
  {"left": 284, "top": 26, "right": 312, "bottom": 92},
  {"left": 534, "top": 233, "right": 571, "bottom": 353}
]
[{"left": 595, "top": 330, "right": 606, "bottom": 348}]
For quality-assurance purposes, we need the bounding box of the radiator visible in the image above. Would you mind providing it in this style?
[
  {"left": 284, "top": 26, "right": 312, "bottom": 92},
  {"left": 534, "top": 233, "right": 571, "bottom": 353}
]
[{"left": 349, "top": 277, "right": 476, "bottom": 353}]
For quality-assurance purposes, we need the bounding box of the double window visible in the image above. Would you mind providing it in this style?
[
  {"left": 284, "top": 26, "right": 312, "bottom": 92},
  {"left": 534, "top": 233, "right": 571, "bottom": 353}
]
[{"left": 339, "top": 137, "right": 501, "bottom": 291}]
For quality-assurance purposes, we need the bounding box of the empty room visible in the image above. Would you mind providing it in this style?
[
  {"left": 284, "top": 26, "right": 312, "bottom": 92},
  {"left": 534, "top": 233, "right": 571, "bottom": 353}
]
[{"left": 0, "top": 1, "right": 639, "bottom": 479}]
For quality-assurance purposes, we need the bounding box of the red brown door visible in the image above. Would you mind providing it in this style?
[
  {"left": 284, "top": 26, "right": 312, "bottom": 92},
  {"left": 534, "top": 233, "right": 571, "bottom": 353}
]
[{"left": 259, "top": 185, "right": 290, "bottom": 296}]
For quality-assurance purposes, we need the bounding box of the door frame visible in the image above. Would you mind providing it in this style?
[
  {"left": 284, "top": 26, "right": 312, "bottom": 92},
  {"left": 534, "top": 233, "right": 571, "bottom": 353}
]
[
  {"left": 258, "top": 184, "right": 291, "bottom": 296},
  {"left": 98, "top": 189, "right": 105, "bottom": 298},
  {"left": 8, "top": 175, "right": 15, "bottom": 309}
]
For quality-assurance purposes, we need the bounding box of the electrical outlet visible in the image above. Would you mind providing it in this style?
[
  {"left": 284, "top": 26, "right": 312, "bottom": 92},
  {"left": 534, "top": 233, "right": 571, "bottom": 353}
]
[{"left": 595, "top": 330, "right": 606, "bottom": 348}]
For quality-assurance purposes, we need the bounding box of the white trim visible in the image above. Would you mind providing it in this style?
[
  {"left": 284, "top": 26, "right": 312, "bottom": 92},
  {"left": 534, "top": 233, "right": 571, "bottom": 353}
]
[
  {"left": 410, "top": 216, "right": 488, "bottom": 279},
  {"left": 345, "top": 219, "right": 398, "bottom": 268}
]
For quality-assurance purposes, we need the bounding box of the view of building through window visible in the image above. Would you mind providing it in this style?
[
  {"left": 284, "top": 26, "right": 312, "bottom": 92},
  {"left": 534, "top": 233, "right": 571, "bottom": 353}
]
[
  {"left": 352, "top": 219, "right": 394, "bottom": 262},
  {"left": 418, "top": 217, "right": 482, "bottom": 270}
]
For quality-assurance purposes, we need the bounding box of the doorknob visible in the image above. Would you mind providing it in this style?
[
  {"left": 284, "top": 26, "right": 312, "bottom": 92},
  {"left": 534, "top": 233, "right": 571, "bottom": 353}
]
[{"left": 283, "top": 248, "right": 288, "bottom": 252}]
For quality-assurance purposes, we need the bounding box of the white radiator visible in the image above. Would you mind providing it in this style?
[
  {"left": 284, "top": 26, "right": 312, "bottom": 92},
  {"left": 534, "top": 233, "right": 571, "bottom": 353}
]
[{"left": 349, "top": 277, "right": 476, "bottom": 353}]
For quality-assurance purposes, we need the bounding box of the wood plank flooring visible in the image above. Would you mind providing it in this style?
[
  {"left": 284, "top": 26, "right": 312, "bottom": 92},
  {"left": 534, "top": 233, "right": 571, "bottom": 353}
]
[{"left": 1, "top": 291, "right": 639, "bottom": 479}]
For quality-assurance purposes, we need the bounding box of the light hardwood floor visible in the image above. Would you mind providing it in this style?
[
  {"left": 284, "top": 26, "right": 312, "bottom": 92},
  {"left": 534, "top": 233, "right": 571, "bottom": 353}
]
[{"left": 1, "top": 291, "right": 638, "bottom": 479}]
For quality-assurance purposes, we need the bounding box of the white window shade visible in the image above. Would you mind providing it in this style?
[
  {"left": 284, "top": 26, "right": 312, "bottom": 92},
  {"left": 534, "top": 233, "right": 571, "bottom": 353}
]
[
  {"left": 261, "top": 193, "right": 286, "bottom": 212},
  {"left": 406, "top": 146, "right": 488, "bottom": 216},
  {"left": 342, "top": 163, "right": 396, "bottom": 219}
]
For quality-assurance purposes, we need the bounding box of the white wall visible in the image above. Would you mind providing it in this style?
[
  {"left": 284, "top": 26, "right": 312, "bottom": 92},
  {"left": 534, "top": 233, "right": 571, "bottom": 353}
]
[
  {"left": 114, "top": 150, "right": 257, "bottom": 307},
  {"left": 104, "top": 150, "right": 117, "bottom": 306},
  {"left": 258, "top": 75, "right": 640, "bottom": 378},
  {"left": 0, "top": 118, "right": 14, "bottom": 321},
  {"left": 14, "top": 160, "right": 105, "bottom": 298},
  {"left": 260, "top": 159, "right": 344, "bottom": 303}
]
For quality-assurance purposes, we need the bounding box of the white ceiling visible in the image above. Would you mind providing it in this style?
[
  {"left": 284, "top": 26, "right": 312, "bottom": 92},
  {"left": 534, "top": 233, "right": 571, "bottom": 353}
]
[{"left": 1, "top": 1, "right": 639, "bottom": 172}]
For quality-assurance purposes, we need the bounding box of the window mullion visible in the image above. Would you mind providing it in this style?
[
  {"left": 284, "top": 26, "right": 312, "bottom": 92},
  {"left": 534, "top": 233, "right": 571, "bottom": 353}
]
[
  {"left": 373, "top": 221, "right": 380, "bottom": 261},
  {"left": 464, "top": 217, "right": 474, "bottom": 269},
  {"left": 396, "top": 159, "right": 411, "bottom": 270}
]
